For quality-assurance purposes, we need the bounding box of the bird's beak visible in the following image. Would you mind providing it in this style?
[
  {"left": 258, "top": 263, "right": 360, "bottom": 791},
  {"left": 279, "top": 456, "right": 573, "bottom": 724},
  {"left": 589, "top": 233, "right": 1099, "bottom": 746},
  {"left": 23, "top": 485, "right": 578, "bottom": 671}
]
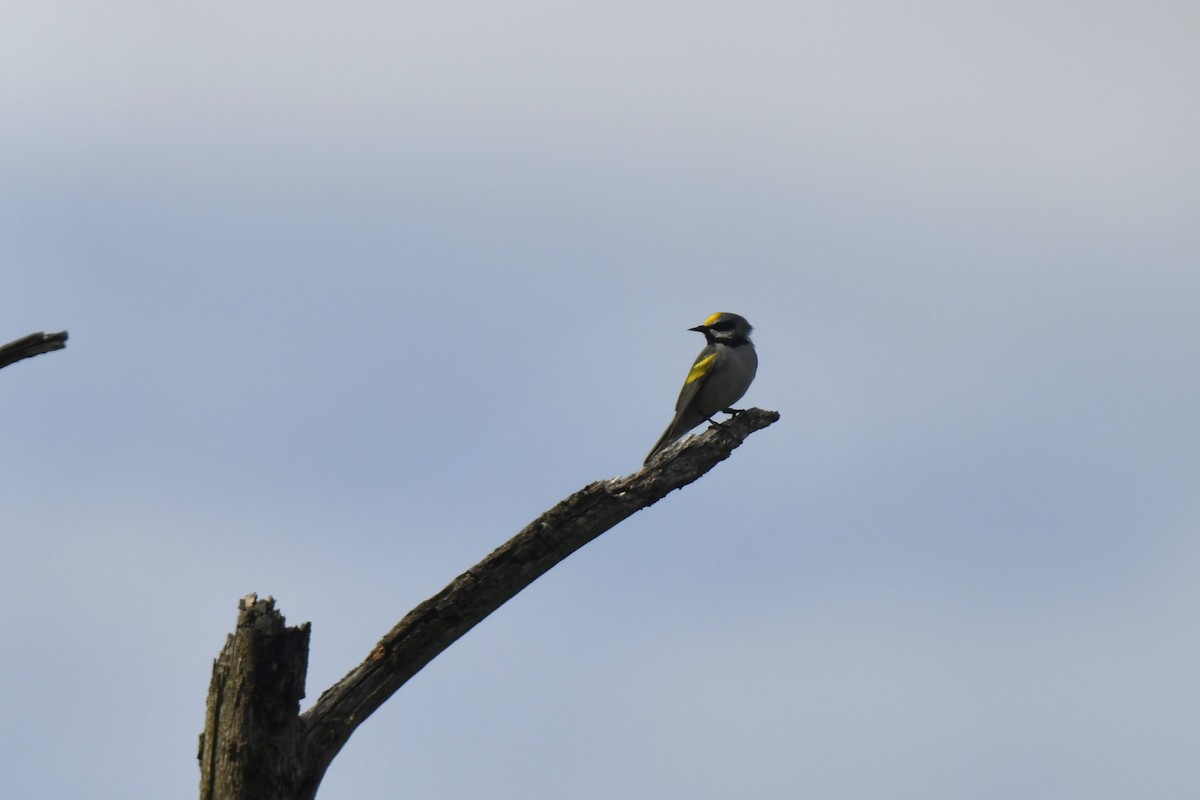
[{"left": 688, "top": 324, "right": 708, "bottom": 333}]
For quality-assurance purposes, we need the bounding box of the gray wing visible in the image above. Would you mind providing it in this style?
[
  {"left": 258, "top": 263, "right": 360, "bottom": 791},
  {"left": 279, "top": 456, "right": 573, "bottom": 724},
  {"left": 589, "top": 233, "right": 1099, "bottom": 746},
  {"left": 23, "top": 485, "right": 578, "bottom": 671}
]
[{"left": 673, "top": 344, "right": 718, "bottom": 413}]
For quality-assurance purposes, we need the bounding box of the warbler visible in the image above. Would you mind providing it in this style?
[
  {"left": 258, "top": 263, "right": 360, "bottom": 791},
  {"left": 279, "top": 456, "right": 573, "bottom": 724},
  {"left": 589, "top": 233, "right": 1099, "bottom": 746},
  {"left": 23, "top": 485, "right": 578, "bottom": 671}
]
[{"left": 645, "top": 312, "right": 758, "bottom": 464}]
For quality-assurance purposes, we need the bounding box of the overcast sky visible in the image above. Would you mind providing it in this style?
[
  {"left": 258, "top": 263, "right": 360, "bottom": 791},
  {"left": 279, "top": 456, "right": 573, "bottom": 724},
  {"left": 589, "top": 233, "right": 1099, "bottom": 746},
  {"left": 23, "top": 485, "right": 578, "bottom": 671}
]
[{"left": 3, "top": 2, "right": 1199, "bottom": 798}]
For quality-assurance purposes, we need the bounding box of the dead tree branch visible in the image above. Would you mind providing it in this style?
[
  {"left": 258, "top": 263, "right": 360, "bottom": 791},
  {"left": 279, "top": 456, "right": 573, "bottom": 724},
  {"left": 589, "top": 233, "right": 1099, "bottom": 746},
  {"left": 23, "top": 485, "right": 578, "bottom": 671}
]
[
  {"left": 0, "top": 331, "right": 68, "bottom": 371},
  {"left": 200, "top": 407, "right": 780, "bottom": 800}
]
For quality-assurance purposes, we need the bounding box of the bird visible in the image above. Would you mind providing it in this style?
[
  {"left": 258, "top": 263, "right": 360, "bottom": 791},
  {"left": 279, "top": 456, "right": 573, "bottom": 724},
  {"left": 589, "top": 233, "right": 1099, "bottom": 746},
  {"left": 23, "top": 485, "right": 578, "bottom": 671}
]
[{"left": 645, "top": 312, "right": 758, "bottom": 465}]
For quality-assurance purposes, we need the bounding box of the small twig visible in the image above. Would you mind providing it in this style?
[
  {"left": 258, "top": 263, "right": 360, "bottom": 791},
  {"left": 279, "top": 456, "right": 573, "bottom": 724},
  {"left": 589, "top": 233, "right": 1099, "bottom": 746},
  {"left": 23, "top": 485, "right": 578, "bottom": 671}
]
[{"left": 0, "top": 331, "right": 69, "bottom": 371}]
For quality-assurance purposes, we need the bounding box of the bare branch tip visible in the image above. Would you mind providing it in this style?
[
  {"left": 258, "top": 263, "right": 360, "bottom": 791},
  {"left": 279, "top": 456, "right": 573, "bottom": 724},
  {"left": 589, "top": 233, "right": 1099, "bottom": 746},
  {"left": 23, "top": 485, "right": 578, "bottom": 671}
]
[{"left": 0, "top": 330, "right": 70, "bottom": 370}]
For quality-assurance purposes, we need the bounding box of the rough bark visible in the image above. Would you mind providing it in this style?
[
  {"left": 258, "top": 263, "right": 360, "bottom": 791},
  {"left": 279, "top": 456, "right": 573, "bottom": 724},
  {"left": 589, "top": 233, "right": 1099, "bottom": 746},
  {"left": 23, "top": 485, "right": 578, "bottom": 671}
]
[
  {"left": 199, "top": 596, "right": 311, "bottom": 800},
  {"left": 0, "top": 331, "right": 68, "bottom": 371},
  {"left": 200, "top": 407, "right": 780, "bottom": 800}
]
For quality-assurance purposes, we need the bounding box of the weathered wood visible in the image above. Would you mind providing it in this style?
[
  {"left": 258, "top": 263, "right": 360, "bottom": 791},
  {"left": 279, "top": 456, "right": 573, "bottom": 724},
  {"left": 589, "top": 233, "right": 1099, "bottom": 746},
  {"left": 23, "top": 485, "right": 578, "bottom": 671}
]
[
  {"left": 199, "top": 595, "right": 311, "bottom": 800},
  {"left": 0, "top": 331, "right": 68, "bottom": 371},
  {"left": 200, "top": 408, "right": 780, "bottom": 800}
]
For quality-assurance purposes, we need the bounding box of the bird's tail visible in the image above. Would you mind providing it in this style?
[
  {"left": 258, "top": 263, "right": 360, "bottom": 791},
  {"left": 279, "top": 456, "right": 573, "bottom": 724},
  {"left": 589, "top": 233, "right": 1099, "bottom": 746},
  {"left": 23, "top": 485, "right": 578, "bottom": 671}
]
[
  {"left": 644, "top": 423, "right": 683, "bottom": 465},
  {"left": 645, "top": 409, "right": 705, "bottom": 464}
]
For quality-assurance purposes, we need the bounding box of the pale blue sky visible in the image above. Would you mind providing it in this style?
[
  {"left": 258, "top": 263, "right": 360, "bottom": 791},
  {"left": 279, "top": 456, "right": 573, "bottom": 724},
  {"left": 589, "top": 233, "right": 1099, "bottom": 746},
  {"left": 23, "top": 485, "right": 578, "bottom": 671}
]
[{"left": 3, "top": 2, "right": 1199, "bottom": 798}]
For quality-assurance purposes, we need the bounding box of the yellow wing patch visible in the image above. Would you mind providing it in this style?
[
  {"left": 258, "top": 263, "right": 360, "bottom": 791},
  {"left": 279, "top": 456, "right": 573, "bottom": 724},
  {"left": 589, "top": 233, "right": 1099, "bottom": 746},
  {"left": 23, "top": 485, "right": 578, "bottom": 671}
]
[
  {"left": 685, "top": 353, "right": 716, "bottom": 385},
  {"left": 703, "top": 312, "right": 728, "bottom": 326}
]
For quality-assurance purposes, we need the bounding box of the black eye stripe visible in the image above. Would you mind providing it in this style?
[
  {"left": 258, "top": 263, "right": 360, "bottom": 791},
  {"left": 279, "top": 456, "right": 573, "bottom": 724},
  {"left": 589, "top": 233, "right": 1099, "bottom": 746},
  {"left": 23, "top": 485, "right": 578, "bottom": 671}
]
[{"left": 711, "top": 320, "right": 736, "bottom": 331}]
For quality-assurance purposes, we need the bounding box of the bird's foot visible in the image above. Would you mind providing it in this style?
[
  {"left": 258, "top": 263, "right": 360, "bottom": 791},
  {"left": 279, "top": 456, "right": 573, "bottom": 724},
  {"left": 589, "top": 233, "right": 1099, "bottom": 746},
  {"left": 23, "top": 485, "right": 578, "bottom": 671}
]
[
  {"left": 705, "top": 410, "right": 744, "bottom": 443},
  {"left": 706, "top": 408, "right": 743, "bottom": 426}
]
